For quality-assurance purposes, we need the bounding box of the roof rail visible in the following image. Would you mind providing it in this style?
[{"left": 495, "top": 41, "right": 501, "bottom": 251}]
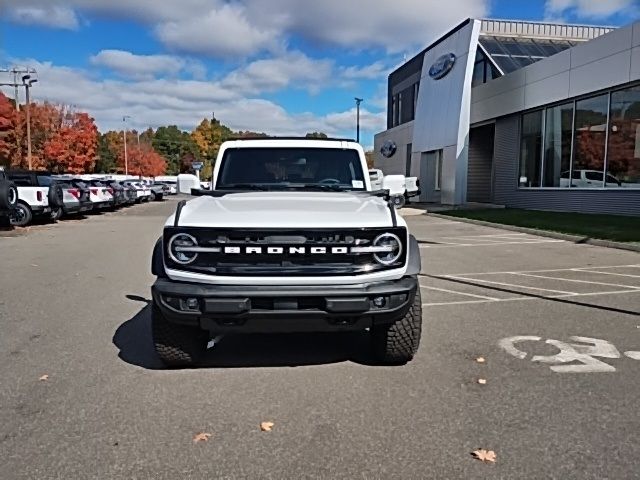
[{"left": 228, "top": 136, "right": 357, "bottom": 142}]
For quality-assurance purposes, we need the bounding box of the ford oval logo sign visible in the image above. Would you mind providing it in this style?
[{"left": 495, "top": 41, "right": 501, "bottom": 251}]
[
  {"left": 429, "top": 53, "right": 456, "bottom": 80},
  {"left": 380, "top": 140, "right": 397, "bottom": 158}
]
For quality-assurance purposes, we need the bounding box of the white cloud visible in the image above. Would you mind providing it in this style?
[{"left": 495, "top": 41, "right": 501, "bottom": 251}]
[
  {"left": 7, "top": 5, "right": 79, "bottom": 30},
  {"left": 0, "top": 59, "right": 384, "bottom": 139},
  {"left": 3, "top": 0, "right": 490, "bottom": 57},
  {"left": 153, "top": 4, "right": 280, "bottom": 58},
  {"left": 221, "top": 51, "right": 333, "bottom": 94},
  {"left": 545, "top": 0, "right": 637, "bottom": 19},
  {"left": 90, "top": 50, "right": 205, "bottom": 80},
  {"left": 339, "top": 61, "right": 389, "bottom": 81}
]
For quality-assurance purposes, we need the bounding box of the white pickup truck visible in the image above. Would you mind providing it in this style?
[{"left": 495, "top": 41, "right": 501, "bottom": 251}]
[
  {"left": 369, "top": 169, "right": 420, "bottom": 207},
  {"left": 149, "top": 138, "right": 423, "bottom": 367}
]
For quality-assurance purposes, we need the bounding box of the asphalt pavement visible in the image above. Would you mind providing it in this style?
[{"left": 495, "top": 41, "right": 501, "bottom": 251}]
[{"left": 1, "top": 198, "right": 639, "bottom": 479}]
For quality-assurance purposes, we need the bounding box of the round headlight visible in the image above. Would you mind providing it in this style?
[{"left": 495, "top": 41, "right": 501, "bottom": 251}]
[
  {"left": 168, "top": 233, "right": 198, "bottom": 264},
  {"left": 373, "top": 233, "right": 402, "bottom": 266}
]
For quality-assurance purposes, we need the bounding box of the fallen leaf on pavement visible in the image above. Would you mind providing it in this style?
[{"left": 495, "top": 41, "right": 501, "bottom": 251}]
[
  {"left": 475, "top": 356, "right": 486, "bottom": 363},
  {"left": 477, "top": 378, "right": 487, "bottom": 385},
  {"left": 260, "top": 421, "right": 275, "bottom": 432},
  {"left": 193, "top": 432, "right": 212, "bottom": 443},
  {"left": 472, "top": 449, "right": 496, "bottom": 463},
  {"left": 39, "top": 374, "right": 49, "bottom": 381}
]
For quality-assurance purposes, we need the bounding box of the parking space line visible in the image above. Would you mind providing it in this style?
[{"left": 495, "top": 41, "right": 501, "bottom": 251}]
[
  {"left": 419, "top": 240, "right": 565, "bottom": 248},
  {"left": 448, "top": 264, "right": 640, "bottom": 277},
  {"left": 422, "top": 288, "right": 640, "bottom": 307},
  {"left": 443, "top": 275, "right": 577, "bottom": 295},
  {"left": 421, "top": 285, "right": 500, "bottom": 301},
  {"left": 578, "top": 269, "right": 640, "bottom": 279},
  {"left": 514, "top": 272, "right": 640, "bottom": 290}
]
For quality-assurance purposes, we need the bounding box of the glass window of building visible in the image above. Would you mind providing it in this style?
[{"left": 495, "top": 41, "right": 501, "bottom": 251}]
[
  {"left": 607, "top": 85, "right": 640, "bottom": 188},
  {"left": 572, "top": 94, "right": 608, "bottom": 188},
  {"left": 519, "top": 110, "right": 543, "bottom": 187},
  {"left": 543, "top": 102, "right": 573, "bottom": 187}
]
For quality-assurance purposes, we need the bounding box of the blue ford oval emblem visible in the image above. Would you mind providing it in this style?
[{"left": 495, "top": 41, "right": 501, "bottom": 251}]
[
  {"left": 380, "top": 140, "right": 397, "bottom": 158},
  {"left": 429, "top": 53, "right": 456, "bottom": 80}
]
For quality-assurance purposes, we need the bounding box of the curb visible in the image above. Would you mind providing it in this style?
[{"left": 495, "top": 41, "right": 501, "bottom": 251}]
[{"left": 426, "top": 212, "right": 640, "bottom": 253}]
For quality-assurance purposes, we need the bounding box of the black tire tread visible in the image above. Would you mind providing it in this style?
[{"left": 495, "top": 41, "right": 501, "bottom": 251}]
[
  {"left": 372, "top": 286, "right": 422, "bottom": 364},
  {"left": 151, "top": 304, "right": 207, "bottom": 367}
]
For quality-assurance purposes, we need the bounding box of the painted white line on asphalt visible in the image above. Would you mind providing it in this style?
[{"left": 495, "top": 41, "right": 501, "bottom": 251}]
[
  {"left": 578, "top": 269, "right": 640, "bottom": 279},
  {"left": 448, "top": 264, "right": 640, "bottom": 277},
  {"left": 419, "top": 240, "right": 564, "bottom": 248},
  {"left": 421, "top": 285, "right": 500, "bottom": 301},
  {"left": 625, "top": 351, "right": 640, "bottom": 360},
  {"left": 514, "top": 272, "right": 640, "bottom": 290},
  {"left": 422, "top": 288, "right": 640, "bottom": 307},
  {"left": 443, "top": 275, "right": 577, "bottom": 295}
]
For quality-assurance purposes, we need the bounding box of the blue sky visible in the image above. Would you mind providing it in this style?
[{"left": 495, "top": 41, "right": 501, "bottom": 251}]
[{"left": 1, "top": 0, "right": 637, "bottom": 148}]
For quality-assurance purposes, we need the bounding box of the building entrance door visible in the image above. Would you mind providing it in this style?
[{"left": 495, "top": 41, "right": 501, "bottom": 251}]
[{"left": 420, "top": 150, "right": 442, "bottom": 203}]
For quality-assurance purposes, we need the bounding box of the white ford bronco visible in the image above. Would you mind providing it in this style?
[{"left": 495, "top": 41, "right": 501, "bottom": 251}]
[{"left": 151, "top": 138, "right": 422, "bottom": 367}]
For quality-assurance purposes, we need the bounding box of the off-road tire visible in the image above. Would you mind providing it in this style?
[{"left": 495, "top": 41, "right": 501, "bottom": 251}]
[
  {"left": 0, "top": 181, "right": 18, "bottom": 210},
  {"left": 51, "top": 208, "right": 63, "bottom": 221},
  {"left": 150, "top": 191, "right": 157, "bottom": 201},
  {"left": 10, "top": 202, "right": 32, "bottom": 227},
  {"left": 151, "top": 303, "right": 208, "bottom": 367},
  {"left": 371, "top": 286, "right": 422, "bottom": 364},
  {"left": 48, "top": 183, "right": 64, "bottom": 208}
]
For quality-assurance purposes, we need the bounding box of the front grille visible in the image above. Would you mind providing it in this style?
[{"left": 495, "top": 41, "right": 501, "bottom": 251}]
[{"left": 164, "top": 227, "right": 407, "bottom": 276}]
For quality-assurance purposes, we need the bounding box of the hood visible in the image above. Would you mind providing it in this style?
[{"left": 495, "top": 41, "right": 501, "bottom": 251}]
[{"left": 168, "top": 191, "right": 400, "bottom": 229}]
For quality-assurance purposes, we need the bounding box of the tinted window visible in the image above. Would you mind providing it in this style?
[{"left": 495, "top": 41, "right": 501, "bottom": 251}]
[
  {"left": 519, "top": 111, "right": 543, "bottom": 187},
  {"left": 607, "top": 85, "right": 640, "bottom": 187},
  {"left": 543, "top": 102, "right": 573, "bottom": 187},
  {"left": 585, "top": 171, "right": 603, "bottom": 181},
  {"left": 37, "top": 175, "right": 52, "bottom": 187},
  {"left": 572, "top": 94, "right": 608, "bottom": 188},
  {"left": 217, "top": 148, "right": 366, "bottom": 191}
]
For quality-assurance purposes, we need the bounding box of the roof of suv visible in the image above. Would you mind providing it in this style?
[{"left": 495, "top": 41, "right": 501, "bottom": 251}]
[{"left": 221, "top": 138, "right": 362, "bottom": 150}]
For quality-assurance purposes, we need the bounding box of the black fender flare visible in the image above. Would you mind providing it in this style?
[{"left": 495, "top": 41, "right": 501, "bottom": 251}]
[
  {"left": 405, "top": 234, "right": 422, "bottom": 276},
  {"left": 151, "top": 237, "right": 167, "bottom": 278}
]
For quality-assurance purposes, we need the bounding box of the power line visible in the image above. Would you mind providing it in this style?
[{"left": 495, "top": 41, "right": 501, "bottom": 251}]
[{"left": 0, "top": 67, "right": 37, "bottom": 111}]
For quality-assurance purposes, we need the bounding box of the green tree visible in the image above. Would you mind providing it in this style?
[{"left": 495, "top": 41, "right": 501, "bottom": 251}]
[
  {"left": 305, "top": 132, "right": 328, "bottom": 139},
  {"left": 191, "top": 116, "right": 233, "bottom": 167},
  {"left": 94, "top": 133, "right": 117, "bottom": 173},
  {"left": 153, "top": 125, "right": 199, "bottom": 175}
]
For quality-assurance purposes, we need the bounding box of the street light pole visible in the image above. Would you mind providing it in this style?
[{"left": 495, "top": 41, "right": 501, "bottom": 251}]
[
  {"left": 354, "top": 97, "right": 363, "bottom": 143},
  {"left": 122, "top": 116, "right": 131, "bottom": 176},
  {"left": 22, "top": 75, "right": 38, "bottom": 170}
]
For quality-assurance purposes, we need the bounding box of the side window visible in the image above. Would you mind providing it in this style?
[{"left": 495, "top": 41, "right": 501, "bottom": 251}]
[
  {"left": 560, "top": 171, "right": 570, "bottom": 179},
  {"left": 572, "top": 170, "right": 582, "bottom": 180},
  {"left": 9, "top": 174, "right": 32, "bottom": 186},
  {"left": 584, "top": 171, "right": 603, "bottom": 181},
  {"left": 606, "top": 175, "right": 621, "bottom": 185}
]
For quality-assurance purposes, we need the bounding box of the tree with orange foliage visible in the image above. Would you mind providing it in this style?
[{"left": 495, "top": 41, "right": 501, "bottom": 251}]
[
  {"left": 43, "top": 112, "right": 98, "bottom": 173},
  {"left": 118, "top": 143, "right": 166, "bottom": 177},
  {"left": 0, "top": 93, "right": 18, "bottom": 167}
]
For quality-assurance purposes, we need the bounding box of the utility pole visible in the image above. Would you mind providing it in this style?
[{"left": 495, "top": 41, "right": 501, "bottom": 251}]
[
  {"left": 0, "top": 67, "right": 36, "bottom": 111},
  {"left": 22, "top": 75, "right": 38, "bottom": 170},
  {"left": 123, "top": 116, "right": 131, "bottom": 176},
  {"left": 354, "top": 97, "right": 363, "bottom": 143}
]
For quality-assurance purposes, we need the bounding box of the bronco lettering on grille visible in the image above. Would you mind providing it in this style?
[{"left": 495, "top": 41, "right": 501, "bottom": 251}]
[{"left": 223, "top": 246, "right": 349, "bottom": 255}]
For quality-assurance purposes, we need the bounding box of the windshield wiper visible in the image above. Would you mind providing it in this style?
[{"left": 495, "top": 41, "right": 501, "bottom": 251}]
[
  {"left": 218, "top": 183, "right": 268, "bottom": 191},
  {"left": 285, "top": 183, "right": 346, "bottom": 192}
]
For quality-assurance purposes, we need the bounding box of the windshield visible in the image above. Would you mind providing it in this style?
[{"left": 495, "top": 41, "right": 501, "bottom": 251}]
[{"left": 216, "top": 147, "right": 366, "bottom": 191}]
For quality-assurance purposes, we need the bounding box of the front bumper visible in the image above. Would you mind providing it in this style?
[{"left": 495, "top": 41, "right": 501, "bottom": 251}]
[{"left": 152, "top": 276, "right": 418, "bottom": 333}]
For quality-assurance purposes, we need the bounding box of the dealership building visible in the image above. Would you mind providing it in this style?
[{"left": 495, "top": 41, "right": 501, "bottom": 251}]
[{"left": 374, "top": 18, "right": 640, "bottom": 215}]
